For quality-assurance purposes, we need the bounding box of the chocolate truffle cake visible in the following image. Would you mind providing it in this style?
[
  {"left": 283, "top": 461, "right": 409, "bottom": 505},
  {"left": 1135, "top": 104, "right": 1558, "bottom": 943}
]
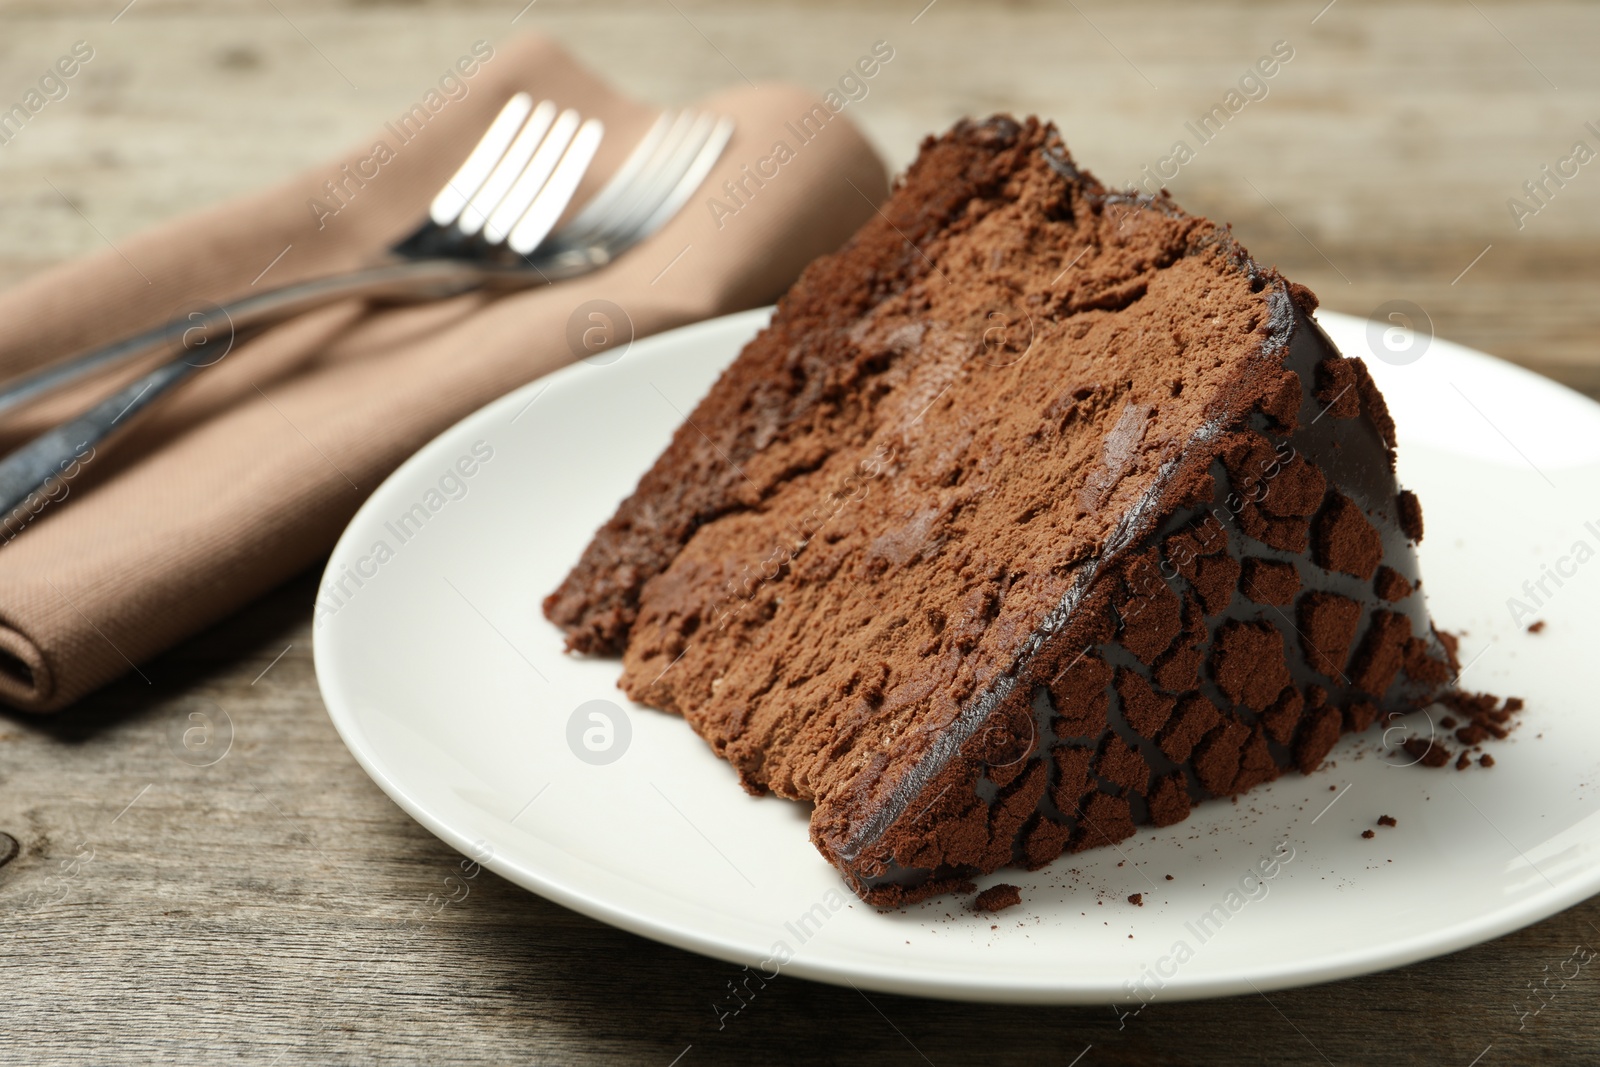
[{"left": 545, "top": 116, "right": 1469, "bottom": 906}]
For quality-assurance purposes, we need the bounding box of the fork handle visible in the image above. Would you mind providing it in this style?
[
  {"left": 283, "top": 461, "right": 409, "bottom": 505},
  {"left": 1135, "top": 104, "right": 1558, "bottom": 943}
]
[
  {"left": 0, "top": 352, "right": 206, "bottom": 530},
  {"left": 0, "top": 258, "right": 525, "bottom": 529},
  {"left": 0, "top": 258, "right": 511, "bottom": 420}
]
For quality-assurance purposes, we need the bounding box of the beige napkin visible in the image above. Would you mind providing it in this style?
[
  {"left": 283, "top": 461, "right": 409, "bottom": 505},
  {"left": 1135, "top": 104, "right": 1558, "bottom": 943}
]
[{"left": 0, "top": 34, "right": 889, "bottom": 713}]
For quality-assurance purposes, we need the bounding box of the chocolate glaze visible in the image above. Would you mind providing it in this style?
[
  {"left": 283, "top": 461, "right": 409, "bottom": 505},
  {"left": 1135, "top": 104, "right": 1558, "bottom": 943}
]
[{"left": 839, "top": 297, "right": 1455, "bottom": 901}]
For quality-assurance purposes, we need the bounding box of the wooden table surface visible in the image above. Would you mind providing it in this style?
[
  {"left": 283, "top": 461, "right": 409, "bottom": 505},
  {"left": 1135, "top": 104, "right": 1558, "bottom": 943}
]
[{"left": 2, "top": 2, "right": 1598, "bottom": 1063}]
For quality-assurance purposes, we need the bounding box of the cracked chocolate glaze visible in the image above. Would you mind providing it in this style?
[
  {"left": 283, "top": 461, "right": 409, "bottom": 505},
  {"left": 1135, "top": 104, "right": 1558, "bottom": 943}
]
[
  {"left": 839, "top": 296, "right": 1455, "bottom": 900},
  {"left": 831, "top": 193, "right": 1295, "bottom": 875}
]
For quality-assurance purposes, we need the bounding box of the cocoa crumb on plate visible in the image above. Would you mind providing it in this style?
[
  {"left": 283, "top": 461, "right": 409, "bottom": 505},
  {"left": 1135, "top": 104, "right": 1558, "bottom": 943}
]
[{"left": 973, "top": 884, "right": 1022, "bottom": 914}]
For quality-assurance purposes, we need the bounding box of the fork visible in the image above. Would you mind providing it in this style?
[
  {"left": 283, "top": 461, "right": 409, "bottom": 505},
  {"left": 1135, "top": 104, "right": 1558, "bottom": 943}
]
[{"left": 0, "top": 94, "right": 734, "bottom": 524}]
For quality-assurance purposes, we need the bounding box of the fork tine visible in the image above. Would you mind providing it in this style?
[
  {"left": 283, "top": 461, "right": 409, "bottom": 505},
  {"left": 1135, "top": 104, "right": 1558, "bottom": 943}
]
[
  {"left": 629, "top": 115, "right": 734, "bottom": 243},
  {"left": 483, "top": 108, "right": 581, "bottom": 245},
  {"left": 429, "top": 93, "right": 533, "bottom": 227},
  {"left": 458, "top": 99, "right": 556, "bottom": 236},
  {"left": 558, "top": 110, "right": 674, "bottom": 240},
  {"left": 570, "top": 111, "right": 699, "bottom": 245},
  {"left": 606, "top": 112, "right": 716, "bottom": 241},
  {"left": 507, "top": 118, "right": 604, "bottom": 255}
]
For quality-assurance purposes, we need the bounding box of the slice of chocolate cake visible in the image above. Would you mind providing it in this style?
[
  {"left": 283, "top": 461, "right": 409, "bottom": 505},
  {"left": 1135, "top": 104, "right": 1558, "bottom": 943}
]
[{"left": 545, "top": 116, "right": 1465, "bottom": 906}]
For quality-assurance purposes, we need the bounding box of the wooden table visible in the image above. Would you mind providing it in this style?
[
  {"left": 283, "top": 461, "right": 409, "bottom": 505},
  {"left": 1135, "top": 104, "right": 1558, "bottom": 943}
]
[{"left": 3, "top": 2, "right": 1597, "bottom": 1063}]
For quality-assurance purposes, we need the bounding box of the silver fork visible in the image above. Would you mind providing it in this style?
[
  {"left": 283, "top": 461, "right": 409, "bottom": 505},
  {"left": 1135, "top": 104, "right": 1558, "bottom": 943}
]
[{"left": 0, "top": 95, "right": 734, "bottom": 524}]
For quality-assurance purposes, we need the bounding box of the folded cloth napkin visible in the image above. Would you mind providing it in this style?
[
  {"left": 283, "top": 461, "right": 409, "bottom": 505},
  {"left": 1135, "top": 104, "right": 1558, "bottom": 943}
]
[{"left": 0, "top": 33, "right": 889, "bottom": 713}]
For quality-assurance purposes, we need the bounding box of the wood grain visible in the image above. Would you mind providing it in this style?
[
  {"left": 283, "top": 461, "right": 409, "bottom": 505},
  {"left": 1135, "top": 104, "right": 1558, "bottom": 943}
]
[{"left": 2, "top": 2, "right": 1598, "bottom": 1063}]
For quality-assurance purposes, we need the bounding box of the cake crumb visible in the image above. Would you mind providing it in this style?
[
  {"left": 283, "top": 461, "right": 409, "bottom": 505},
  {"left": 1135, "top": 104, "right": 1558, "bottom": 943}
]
[
  {"left": 973, "top": 884, "right": 1022, "bottom": 913},
  {"left": 1456, "top": 752, "right": 1472, "bottom": 770},
  {"left": 1165, "top": 874, "right": 1174, "bottom": 881},
  {"left": 1377, "top": 815, "right": 1397, "bottom": 827},
  {"left": 1403, "top": 737, "right": 1451, "bottom": 768},
  {"left": 1361, "top": 829, "right": 1376, "bottom": 839},
  {"left": 1481, "top": 753, "right": 1496, "bottom": 768},
  {"left": 1527, "top": 620, "right": 1546, "bottom": 634},
  {"left": 1128, "top": 893, "right": 1143, "bottom": 906}
]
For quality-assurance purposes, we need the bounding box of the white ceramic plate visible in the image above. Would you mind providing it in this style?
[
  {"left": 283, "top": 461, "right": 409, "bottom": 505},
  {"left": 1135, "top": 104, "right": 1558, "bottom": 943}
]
[{"left": 314, "top": 307, "right": 1600, "bottom": 1004}]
